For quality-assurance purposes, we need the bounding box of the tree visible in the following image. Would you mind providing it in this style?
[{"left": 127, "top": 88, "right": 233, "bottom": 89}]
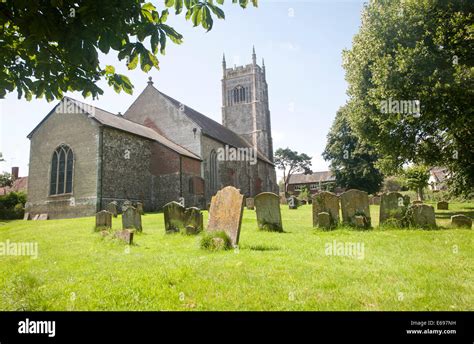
[
  {"left": 274, "top": 148, "right": 312, "bottom": 195},
  {"left": 403, "top": 165, "right": 430, "bottom": 201},
  {"left": 0, "top": 0, "right": 257, "bottom": 101},
  {"left": 0, "top": 172, "right": 13, "bottom": 188},
  {"left": 343, "top": 0, "right": 474, "bottom": 197},
  {"left": 323, "top": 104, "right": 384, "bottom": 194}
]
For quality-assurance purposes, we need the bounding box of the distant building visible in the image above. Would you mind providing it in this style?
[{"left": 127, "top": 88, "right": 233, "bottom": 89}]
[
  {"left": 428, "top": 167, "right": 449, "bottom": 191},
  {"left": 0, "top": 167, "right": 28, "bottom": 195},
  {"left": 287, "top": 171, "right": 336, "bottom": 195}
]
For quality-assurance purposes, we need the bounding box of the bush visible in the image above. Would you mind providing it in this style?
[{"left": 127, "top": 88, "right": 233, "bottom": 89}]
[
  {"left": 200, "top": 231, "right": 232, "bottom": 251},
  {"left": 0, "top": 192, "right": 27, "bottom": 219}
]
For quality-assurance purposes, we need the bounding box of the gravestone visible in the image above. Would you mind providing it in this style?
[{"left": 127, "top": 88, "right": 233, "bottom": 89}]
[
  {"left": 317, "top": 212, "right": 331, "bottom": 230},
  {"left": 379, "top": 192, "right": 407, "bottom": 225},
  {"left": 38, "top": 214, "right": 48, "bottom": 220},
  {"left": 437, "top": 201, "right": 449, "bottom": 210},
  {"left": 136, "top": 202, "right": 144, "bottom": 215},
  {"left": 163, "top": 201, "right": 186, "bottom": 233},
  {"left": 184, "top": 207, "right": 203, "bottom": 234},
  {"left": 115, "top": 229, "right": 134, "bottom": 244},
  {"left": 288, "top": 196, "right": 298, "bottom": 209},
  {"left": 354, "top": 215, "right": 369, "bottom": 228},
  {"left": 255, "top": 192, "right": 283, "bottom": 232},
  {"left": 340, "top": 189, "right": 371, "bottom": 228},
  {"left": 409, "top": 204, "right": 436, "bottom": 228},
  {"left": 246, "top": 198, "right": 255, "bottom": 210},
  {"left": 23, "top": 213, "right": 30, "bottom": 221},
  {"left": 122, "top": 200, "right": 132, "bottom": 212},
  {"left": 312, "top": 191, "right": 340, "bottom": 228},
  {"left": 122, "top": 206, "right": 142, "bottom": 232},
  {"left": 450, "top": 214, "right": 472, "bottom": 229},
  {"left": 95, "top": 210, "right": 112, "bottom": 230},
  {"left": 207, "top": 186, "right": 244, "bottom": 246},
  {"left": 32, "top": 214, "right": 40, "bottom": 220},
  {"left": 106, "top": 201, "right": 118, "bottom": 217}
]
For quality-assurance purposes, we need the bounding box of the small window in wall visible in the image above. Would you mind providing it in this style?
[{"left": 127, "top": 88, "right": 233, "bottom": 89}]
[
  {"left": 294, "top": 185, "right": 303, "bottom": 191},
  {"left": 310, "top": 184, "right": 318, "bottom": 191},
  {"left": 50, "top": 144, "right": 74, "bottom": 195}
]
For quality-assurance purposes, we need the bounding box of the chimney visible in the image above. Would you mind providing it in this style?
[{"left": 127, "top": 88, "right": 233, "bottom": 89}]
[{"left": 11, "top": 167, "right": 19, "bottom": 181}]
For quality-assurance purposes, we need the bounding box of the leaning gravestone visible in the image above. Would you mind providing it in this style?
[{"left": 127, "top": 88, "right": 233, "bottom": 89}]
[
  {"left": 255, "top": 192, "right": 283, "bottom": 232},
  {"left": 340, "top": 189, "right": 371, "bottom": 228},
  {"left": 409, "top": 204, "right": 436, "bottom": 228},
  {"left": 379, "top": 192, "right": 408, "bottom": 225},
  {"left": 437, "top": 201, "right": 449, "bottom": 210},
  {"left": 136, "top": 202, "right": 144, "bottom": 215},
  {"left": 312, "top": 191, "right": 340, "bottom": 228},
  {"left": 106, "top": 201, "right": 118, "bottom": 217},
  {"left": 163, "top": 201, "right": 186, "bottom": 233},
  {"left": 95, "top": 210, "right": 112, "bottom": 230},
  {"left": 115, "top": 230, "right": 134, "bottom": 244},
  {"left": 207, "top": 186, "right": 244, "bottom": 246},
  {"left": 122, "top": 206, "right": 142, "bottom": 232},
  {"left": 450, "top": 214, "right": 472, "bottom": 229},
  {"left": 38, "top": 214, "right": 48, "bottom": 220},
  {"left": 288, "top": 196, "right": 298, "bottom": 209},
  {"left": 246, "top": 198, "right": 255, "bottom": 210},
  {"left": 184, "top": 207, "right": 203, "bottom": 234},
  {"left": 32, "top": 214, "right": 40, "bottom": 220},
  {"left": 23, "top": 213, "right": 30, "bottom": 221}
]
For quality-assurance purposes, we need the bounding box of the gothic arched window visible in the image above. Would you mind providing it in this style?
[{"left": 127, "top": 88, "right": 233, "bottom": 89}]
[
  {"left": 50, "top": 144, "right": 74, "bottom": 195},
  {"left": 232, "top": 85, "right": 249, "bottom": 104},
  {"left": 209, "top": 150, "right": 219, "bottom": 195}
]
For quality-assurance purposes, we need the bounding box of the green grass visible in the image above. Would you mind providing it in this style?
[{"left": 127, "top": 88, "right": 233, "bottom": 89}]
[{"left": 0, "top": 202, "right": 472, "bottom": 311}]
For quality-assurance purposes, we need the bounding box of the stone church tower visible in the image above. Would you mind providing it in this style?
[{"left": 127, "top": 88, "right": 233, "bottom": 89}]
[{"left": 221, "top": 47, "right": 274, "bottom": 162}]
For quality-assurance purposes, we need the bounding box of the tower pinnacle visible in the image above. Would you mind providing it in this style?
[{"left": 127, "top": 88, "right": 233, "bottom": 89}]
[{"left": 252, "top": 46, "right": 256, "bottom": 65}]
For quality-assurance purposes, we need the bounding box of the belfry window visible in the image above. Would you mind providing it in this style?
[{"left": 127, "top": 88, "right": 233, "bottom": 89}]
[
  {"left": 231, "top": 85, "right": 249, "bottom": 105},
  {"left": 50, "top": 144, "right": 74, "bottom": 195}
]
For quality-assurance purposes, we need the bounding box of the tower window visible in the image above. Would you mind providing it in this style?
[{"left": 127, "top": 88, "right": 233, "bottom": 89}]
[{"left": 231, "top": 85, "right": 249, "bottom": 104}]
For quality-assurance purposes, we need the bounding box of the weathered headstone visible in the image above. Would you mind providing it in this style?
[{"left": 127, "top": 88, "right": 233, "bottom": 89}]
[
  {"left": 32, "top": 214, "right": 40, "bottom": 220},
  {"left": 122, "top": 200, "right": 132, "bottom": 213},
  {"left": 317, "top": 212, "right": 332, "bottom": 230},
  {"left": 23, "top": 213, "right": 30, "bottom": 221},
  {"left": 207, "top": 186, "right": 244, "bottom": 246},
  {"left": 38, "top": 214, "right": 48, "bottom": 220},
  {"left": 379, "top": 192, "right": 408, "bottom": 225},
  {"left": 114, "top": 229, "right": 134, "bottom": 244},
  {"left": 136, "top": 202, "right": 144, "bottom": 215},
  {"left": 106, "top": 201, "right": 118, "bottom": 217},
  {"left": 437, "top": 201, "right": 449, "bottom": 210},
  {"left": 184, "top": 207, "right": 203, "bottom": 234},
  {"left": 450, "top": 214, "right": 472, "bottom": 229},
  {"left": 255, "top": 192, "right": 283, "bottom": 232},
  {"left": 340, "top": 189, "right": 371, "bottom": 228},
  {"left": 95, "top": 210, "right": 112, "bottom": 230},
  {"left": 409, "top": 204, "right": 436, "bottom": 228},
  {"left": 288, "top": 196, "right": 298, "bottom": 209},
  {"left": 122, "top": 206, "right": 142, "bottom": 232},
  {"left": 246, "top": 198, "right": 255, "bottom": 210},
  {"left": 312, "top": 191, "right": 340, "bottom": 228},
  {"left": 163, "top": 201, "right": 186, "bottom": 233}
]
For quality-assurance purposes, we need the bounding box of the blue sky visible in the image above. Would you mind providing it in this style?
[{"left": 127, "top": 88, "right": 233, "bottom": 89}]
[{"left": 0, "top": 0, "right": 365, "bottom": 180}]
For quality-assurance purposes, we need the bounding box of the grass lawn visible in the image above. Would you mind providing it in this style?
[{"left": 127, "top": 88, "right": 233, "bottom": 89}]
[{"left": 0, "top": 202, "right": 472, "bottom": 311}]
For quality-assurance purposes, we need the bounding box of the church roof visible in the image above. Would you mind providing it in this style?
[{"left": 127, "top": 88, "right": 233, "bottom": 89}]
[
  {"left": 156, "top": 88, "right": 273, "bottom": 165},
  {"left": 27, "top": 97, "right": 200, "bottom": 160}
]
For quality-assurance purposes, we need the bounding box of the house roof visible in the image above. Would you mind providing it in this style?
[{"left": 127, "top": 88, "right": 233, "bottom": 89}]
[
  {"left": 155, "top": 88, "right": 273, "bottom": 165},
  {"left": 288, "top": 171, "right": 335, "bottom": 184},
  {"left": 27, "top": 97, "right": 200, "bottom": 160},
  {"left": 0, "top": 177, "right": 28, "bottom": 195},
  {"left": 429, "top": 166, "right": 449, "bottom": 183}
]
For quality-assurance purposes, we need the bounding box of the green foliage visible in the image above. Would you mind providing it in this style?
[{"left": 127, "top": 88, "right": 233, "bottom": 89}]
[
  {"left": 323, "top": 105, "right": 384, "bottom": 194},
  {"left": 0, "top": 172, "right": 13, "bottom": 188},
  {"left": 0, "top": 192, "right": 27, "bottom": 219},
  {"left": 274, "top": 147, "right": 312, "bottom": 194},
  {"left": 342, "top": 0, "right": 474, "bottom": 196},
  {"left": 403, "top": 165, "right": 430, "bottom": 201},
  {"left": 200, "top": 230, "right": 232, "bottom": 251},
  {"left": 0, "top": 0, "right": 257, "bottom": 100},
  {"left": 298, "top": 186, "right": 310, "bottom": 201},
  {"left": 383, "top": 176, "right": 407, "bottom": 192}
]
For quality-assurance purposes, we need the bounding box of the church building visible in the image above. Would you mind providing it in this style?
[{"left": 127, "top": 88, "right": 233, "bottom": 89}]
[{"left": 25, "top": 49, "right": 277, "bottom": 219}]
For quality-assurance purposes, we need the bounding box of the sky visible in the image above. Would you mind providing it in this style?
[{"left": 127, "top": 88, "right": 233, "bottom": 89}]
[{"left": 0, "top": 0, "right": 365, "bottom": 180}]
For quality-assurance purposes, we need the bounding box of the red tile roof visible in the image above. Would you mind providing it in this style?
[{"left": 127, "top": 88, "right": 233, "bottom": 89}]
[{"left": 0, "top": 177, "right": 28, "bottom": 195}]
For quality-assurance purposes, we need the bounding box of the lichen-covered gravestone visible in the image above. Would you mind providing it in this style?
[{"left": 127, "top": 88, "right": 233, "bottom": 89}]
[
  {"left": 340, "top": 189, "right": 371, "bottom": 228},
  {"left": 379, "top": 192, "right": 408, "bottom": 225},
  {"left": 312, "top": 191, "right": 340, "bottom": 229},
  {"left": 207, "top": 186, "right": 244, "bottom": 246},
  {"left": 409, "top": 204, "right": 436, "bottom": 228},
  {"left": 163, "top": 201, "right": 186, "bottom": 233},
  {"left": 437, "top": 201, "right": 449, "bottom": 210},
  {"left": 255, "top": 192, "right": 283, "bottom": 232},
  {"left": 95, "top": 210, "right": 112, "bottom": 230},
  {"left": 122, "top": 206, "right": 142, "bottom": 232},
  {"left": 106, "top": 201, "right": 118, "bottom": 217},
  {"left": 450, "top": 214, "right": 472, "bottom": 229},
  {"left": 184, "top": 207, "right": 203, "bottom": 234},
  {"left": 246, "top": 198, "right": 255, "bottom": 210}
]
